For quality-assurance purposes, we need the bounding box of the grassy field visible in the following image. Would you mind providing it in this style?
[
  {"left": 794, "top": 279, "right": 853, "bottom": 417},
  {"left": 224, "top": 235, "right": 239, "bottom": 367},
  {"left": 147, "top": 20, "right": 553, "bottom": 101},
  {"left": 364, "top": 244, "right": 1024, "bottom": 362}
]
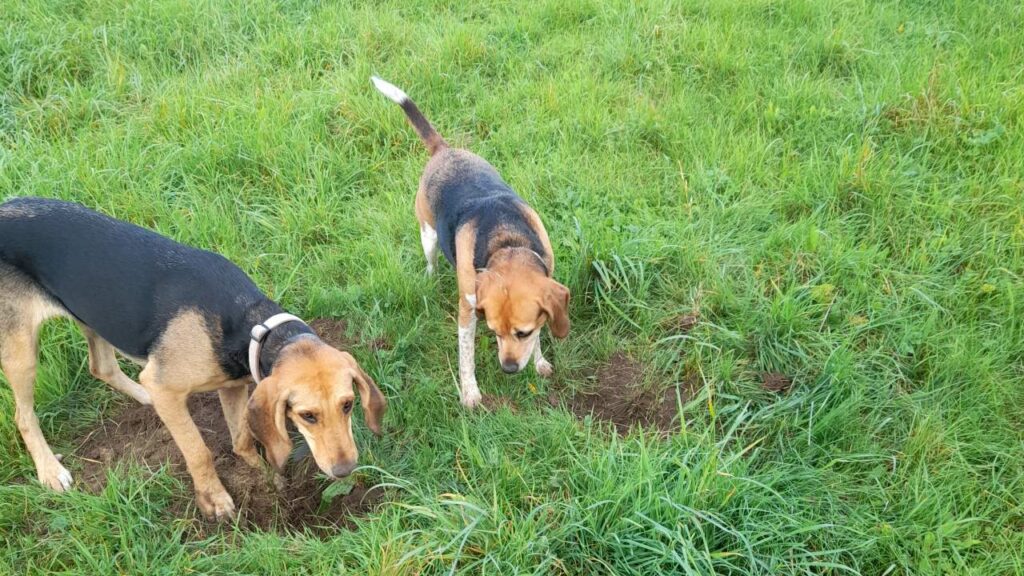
[{"left": 2, "top": 0, "right": 1023, "bottom": 573}]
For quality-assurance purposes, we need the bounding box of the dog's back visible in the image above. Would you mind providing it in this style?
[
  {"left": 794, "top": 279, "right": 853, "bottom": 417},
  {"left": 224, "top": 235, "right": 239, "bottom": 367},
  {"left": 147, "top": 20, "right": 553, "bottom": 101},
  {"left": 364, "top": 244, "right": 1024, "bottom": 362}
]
[
  {"left": 0, "top": 197, "right": 262, "bottom": 357},
  {"left": 423, "top": 149, "right": 547, "bottom": 269}
]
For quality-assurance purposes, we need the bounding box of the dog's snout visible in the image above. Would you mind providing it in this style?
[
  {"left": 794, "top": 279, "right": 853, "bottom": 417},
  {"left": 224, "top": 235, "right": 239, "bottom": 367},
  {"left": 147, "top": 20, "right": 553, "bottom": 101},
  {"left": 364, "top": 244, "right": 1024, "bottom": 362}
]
[
  {"left": 331, "top": 461, "right": 356, "bottom": 478},
  {"left": 501, "top": 360, "right": 520, "bottom": 374}
]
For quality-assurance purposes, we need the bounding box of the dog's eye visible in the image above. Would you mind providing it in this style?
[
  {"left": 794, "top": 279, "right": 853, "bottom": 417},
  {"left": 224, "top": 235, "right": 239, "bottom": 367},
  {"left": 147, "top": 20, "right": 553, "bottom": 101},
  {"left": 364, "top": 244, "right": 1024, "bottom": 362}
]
[
  {"left": 342, "top": 401, "right": 354, "bottom": 415},
  {"left": 515, "top": 329, "right": 533, "bottom": 339},
  {"left": 299, "top": 411, "right": 317, "bottom": 425}
]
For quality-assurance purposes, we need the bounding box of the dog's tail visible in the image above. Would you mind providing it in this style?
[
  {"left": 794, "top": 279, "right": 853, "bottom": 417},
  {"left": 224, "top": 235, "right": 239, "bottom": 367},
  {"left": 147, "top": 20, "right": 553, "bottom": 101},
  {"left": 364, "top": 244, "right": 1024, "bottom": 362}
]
[{"left": 371, "top": 76, "right": 447, "bottom": 155}]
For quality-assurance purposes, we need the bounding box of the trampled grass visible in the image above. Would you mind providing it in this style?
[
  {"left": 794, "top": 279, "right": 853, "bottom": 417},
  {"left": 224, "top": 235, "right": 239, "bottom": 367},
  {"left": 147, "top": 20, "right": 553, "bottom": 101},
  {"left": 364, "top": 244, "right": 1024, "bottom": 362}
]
[{"left": 1, "top": 0, "right": 1023, "bottom": 573}]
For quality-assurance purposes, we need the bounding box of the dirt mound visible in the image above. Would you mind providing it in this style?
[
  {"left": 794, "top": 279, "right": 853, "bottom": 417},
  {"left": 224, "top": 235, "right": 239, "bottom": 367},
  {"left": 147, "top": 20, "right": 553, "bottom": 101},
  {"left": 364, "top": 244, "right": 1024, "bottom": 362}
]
[
  {"left": 73, "top": 392, "right": 383, "bottom": 532},
  {"left": 310, "top": 317, "right": 391, "bottom": 353},
  {"left": 308, "top": 318, "right": 352, "bottom": 350},
  {"left": 760, "top": 372, "right": 793, "bottom": 393},
  {"left": 480, "top": 394, "right": 518, "bottom": 412},
  {"left": 560, "top": 352, "right": 694, "bottom": 435}
]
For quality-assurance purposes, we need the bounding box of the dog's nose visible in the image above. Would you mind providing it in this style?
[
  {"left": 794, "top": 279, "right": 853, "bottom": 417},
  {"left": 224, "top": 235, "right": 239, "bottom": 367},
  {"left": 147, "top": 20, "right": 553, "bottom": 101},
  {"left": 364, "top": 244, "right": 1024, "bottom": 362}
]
[
  {"left": 501, "top": 360, "right": 519, "bottom": 374},
  {"left": 331, "top": 461, "right": 356, "bottom": 478}
]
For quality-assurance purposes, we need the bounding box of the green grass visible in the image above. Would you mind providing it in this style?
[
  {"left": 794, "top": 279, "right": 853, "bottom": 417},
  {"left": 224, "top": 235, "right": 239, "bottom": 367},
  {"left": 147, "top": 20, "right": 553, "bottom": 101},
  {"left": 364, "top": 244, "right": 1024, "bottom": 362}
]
[{"left": 2, "top": 0, "right": 1023, "bottom": 573}]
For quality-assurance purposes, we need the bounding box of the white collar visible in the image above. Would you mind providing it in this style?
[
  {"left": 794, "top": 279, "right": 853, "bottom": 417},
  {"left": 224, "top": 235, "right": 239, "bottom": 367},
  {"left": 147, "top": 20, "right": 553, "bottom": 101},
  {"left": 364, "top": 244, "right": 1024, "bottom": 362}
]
[{"left": 248, "top": 313, "right": 306, "bottom": 383}]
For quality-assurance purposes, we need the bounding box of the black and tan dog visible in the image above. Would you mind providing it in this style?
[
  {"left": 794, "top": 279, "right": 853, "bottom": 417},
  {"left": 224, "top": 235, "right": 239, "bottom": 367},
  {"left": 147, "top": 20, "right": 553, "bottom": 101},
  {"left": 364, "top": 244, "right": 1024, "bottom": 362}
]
[
  {"left": 372, "top": 76, "right": 570, "bottom": 408},
  {"left": 0, "top": 198, "right": 385, "bottom": 520}
]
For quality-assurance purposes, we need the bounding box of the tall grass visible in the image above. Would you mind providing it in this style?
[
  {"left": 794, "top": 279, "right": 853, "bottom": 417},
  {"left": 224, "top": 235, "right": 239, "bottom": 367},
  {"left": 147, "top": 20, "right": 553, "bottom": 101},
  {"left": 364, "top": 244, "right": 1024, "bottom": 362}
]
[{"left": 2, "top": 0, "right": 1023, "bottom": 573}]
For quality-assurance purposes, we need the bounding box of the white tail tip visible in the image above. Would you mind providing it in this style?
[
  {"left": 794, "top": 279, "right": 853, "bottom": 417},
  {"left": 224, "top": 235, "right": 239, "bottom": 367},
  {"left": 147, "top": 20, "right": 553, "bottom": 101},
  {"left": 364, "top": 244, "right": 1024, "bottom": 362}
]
[{"left": 371, "top": 76, "right": 408, "bottom": 104}]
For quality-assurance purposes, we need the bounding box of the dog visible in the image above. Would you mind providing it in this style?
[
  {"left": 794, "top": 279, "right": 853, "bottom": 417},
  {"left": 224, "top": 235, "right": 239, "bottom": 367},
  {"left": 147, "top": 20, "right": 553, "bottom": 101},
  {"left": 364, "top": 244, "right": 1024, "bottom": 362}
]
[
  {"left": 0, "top": 198, "right": 386, "bottom": 520},
  {"left": 372, "top": 76, "right": 570, "bottom": 408}
]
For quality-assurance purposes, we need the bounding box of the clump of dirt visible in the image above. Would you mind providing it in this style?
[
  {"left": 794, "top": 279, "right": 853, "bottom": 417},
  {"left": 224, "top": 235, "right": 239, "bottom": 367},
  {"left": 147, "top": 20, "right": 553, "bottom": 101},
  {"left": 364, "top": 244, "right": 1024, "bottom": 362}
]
[
  {"left": 760, "top": 372, "right": 793, "bottom": 393},
  {"left": 74, "top": 392, "right": 384, "bottom": 532},
  {"left": 662, "top": 311, "right": 700, "bottom": 334},
  {"left": 480, "top": 394, "right": 517, "bottom": 413},
  {"left": 308, "top": 318, "right": 353, "bottom": 350},
  {"left": 560, "top": 352, "right": 693, "bottom": 436},
  {"left": 310, "top": 316, "right": 391, "bottom": 353},
  {"left": 368, "top": 336, "right": 392, "bottom": 352}
]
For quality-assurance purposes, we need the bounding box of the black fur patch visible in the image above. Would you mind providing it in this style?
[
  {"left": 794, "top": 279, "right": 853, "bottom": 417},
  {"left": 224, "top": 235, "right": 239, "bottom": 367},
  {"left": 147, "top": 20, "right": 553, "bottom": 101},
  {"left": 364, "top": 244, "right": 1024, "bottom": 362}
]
[
  {"left": 430, "top": 159, "right": 547, "bottom": 270},
  {"left": 0, "top": 198, "right": 312, "bottom": 379}
]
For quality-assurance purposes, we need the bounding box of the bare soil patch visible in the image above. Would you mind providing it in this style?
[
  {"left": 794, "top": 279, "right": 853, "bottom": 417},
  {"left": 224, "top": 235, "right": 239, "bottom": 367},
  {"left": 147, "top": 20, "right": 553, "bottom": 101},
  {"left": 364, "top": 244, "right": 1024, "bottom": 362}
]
[
  {"left": 72, "top": 316, "right": 384, "bottom": 532},
  {"left": 759, "top": 372, "right": 793, "bottom": 393},
  {"left": 661, "top": 311, "right": 700, "bottom": 335},
  {"left": 308, "top": 317, "right": 353, "bottom": 350},
  {"left": 73, "top": 393, "right": 383, "bottom": 532},
  {"left": 480, "top": 394, "right": 518, "bottom": 413},
  {"left": 559, "top": 352, "right": 695, "bottom": 435}
]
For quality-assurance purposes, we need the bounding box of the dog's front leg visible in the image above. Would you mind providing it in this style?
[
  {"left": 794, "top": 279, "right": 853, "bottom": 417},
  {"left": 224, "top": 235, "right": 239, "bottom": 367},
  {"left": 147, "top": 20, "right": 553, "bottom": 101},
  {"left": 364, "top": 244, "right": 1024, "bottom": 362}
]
[
  {"left": 217, "top": 383, "right": 261, "bottom": 469},
  {"left": 147, "top": 385, "right": 235, "bottom": 521},
  {"left": 458, "top": 296, "right": 482, "bottom": 408},
  {"left": 532, "top": 334, "right": 553, "bottom": 378}
]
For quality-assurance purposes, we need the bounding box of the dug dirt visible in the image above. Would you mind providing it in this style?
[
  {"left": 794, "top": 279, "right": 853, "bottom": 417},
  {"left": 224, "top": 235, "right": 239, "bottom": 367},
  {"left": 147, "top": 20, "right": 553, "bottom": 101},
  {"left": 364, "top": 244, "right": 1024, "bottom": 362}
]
[
  {"left": 72, "top": 317, "right": 383, "bottom": 532},
  {"left": 558, "top": 352, "right": 696, "bottom": 436},
  {"left": 73, "top": 393, "right": 384, "bottom": 532}
]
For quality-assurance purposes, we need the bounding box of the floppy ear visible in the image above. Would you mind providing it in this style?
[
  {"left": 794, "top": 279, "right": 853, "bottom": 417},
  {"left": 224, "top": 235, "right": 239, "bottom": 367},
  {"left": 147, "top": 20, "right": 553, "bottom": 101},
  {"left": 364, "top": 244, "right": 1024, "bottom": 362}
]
[
  {"left": 350, "top": 359, "right": 387, "bottom": 435},
  {"left": 541, "top": 280, "right": 571, "bottom": 339},
  {"left": 246, "top": 375, "right": 292, "bottom": 473},
  {"left": 474, "top": 270, "right": 498, "bottom": 314}
]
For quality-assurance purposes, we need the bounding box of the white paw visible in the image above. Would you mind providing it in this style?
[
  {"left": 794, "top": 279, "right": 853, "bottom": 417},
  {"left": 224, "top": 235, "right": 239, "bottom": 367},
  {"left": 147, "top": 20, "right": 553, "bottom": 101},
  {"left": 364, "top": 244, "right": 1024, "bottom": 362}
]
[
  {"left": 39, "top": 462, "right": 73, "bottom": 492},
  {"left": 460, "top": 384, "right": 482, "bottom": 409},
  {"left": 426, "top": 264, "right": 435, "bottom": 276},
  {"left": 535, "top": 358, "right": 554, "bottom": 378},
  {"left": 197, "top": 489, "right": 236, "bottom": 522}
]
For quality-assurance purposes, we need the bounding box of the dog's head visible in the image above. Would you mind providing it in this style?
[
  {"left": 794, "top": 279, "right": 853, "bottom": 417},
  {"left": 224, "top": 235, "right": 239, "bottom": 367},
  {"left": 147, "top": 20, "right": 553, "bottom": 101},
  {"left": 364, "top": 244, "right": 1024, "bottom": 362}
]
[
  {"left": 475, "top": 265, "right": 570, "bottom": 374},
  {"left": 246, "top": 340, "right": 386, "bottom": 477}
]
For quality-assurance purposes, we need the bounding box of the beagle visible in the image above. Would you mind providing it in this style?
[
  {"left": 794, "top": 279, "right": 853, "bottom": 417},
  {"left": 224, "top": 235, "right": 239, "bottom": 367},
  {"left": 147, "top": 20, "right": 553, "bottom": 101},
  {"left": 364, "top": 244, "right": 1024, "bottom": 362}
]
[
  {"left": 0, "top": 198, "right": 386, "bottom": 520},
  {"left": 372, "top": 76, "right": 570, "bottom": 408}
]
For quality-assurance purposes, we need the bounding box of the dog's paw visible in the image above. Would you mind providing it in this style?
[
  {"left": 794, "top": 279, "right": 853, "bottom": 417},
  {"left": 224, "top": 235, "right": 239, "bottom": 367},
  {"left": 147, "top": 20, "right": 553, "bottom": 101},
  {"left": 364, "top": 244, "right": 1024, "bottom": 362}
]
[
  {"left": 234, "top": 446, "right": 263, "bottom": 470},
  {"left": 38, "top": 461, "right": 73, "bottom": 492},
  {"left": 460, "top": 384, "right": 483, "bottom": 409},
  {"left": 535, "top": 358, "right": 554, "bottom": 378},
  {"left": 197, "top": 489, "right": 236, "bottom": 522}
]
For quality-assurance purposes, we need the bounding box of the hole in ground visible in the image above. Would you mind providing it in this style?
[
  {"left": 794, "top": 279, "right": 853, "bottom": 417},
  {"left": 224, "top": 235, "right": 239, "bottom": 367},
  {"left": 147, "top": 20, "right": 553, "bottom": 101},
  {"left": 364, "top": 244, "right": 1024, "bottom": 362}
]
[
  {"left": 73, "top": 393, "right": 385, "bottom": 532},
  {"left": 555, "top": 351, "right": 698, "bottom": 436}
]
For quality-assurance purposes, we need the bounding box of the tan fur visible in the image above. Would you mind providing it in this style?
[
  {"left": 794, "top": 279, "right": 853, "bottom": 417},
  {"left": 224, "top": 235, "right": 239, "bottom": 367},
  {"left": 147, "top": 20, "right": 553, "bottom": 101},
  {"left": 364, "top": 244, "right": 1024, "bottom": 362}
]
[
  {"left": 518, "top": 204, "right": 556, "bottom": 274},
  {"left": 411, "top": 148, "right": 569, "bottom": 406},
  {"left": 0, "top": 272, "right": 79, "bottom": 492},
  {"left": 139, "top": 310, "right": 239, "bottom": 519},
  {"left": 244, "top": 341, "right": 385, "bottom": 477},
  {"left": 1, "top": 286, "right": 384, "bottom": 521},
  {"left": 0, "top": 294, "right": 73, "bottom": 491},
  {"left": 475, "top": 251, "right": 570, "bottom": 369},
  {"left": 79, "top": 324, "right": 151, "bottom": 404}
]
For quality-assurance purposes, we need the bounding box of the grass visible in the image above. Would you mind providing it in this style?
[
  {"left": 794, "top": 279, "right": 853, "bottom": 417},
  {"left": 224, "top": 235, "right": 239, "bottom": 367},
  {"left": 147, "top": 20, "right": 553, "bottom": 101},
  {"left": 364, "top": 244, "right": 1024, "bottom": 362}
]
[{"left": 1, "top": 0, "right": 1023, "bottom": 573}]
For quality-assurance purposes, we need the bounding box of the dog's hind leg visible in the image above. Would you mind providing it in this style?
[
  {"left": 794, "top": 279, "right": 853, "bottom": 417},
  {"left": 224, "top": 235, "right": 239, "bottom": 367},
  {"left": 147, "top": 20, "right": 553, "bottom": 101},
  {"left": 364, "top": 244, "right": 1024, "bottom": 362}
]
[
  {"left": 420, "top": 222, "right": 439, "bottom": 275},
  {"left": 79, "top": 324, "right": 151, "bottom": 405},
  {"left": 1, "top": 323, "right": 73, "bottom": 491}
]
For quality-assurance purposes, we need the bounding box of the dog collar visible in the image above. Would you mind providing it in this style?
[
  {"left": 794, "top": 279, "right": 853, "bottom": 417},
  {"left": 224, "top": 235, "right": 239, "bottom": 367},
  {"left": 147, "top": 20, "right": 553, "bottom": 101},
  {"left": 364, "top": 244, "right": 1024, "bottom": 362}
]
[
  {"left": 248, "top": 313, "right": 306, "bottom": 383},
  {"left": 529, "top": 250, "right": 550, "bottom": 276}
]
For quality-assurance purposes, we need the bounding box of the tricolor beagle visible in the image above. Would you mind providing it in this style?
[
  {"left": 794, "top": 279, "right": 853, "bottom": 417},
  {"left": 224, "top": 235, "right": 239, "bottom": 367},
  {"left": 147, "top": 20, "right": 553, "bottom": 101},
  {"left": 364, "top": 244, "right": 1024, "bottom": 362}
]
[
  {"left": 0, "top": 198, "right": 385, "bottom": 520},
  {"left": 372, "top": 76, "right": 570, "bottom": 408}
]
